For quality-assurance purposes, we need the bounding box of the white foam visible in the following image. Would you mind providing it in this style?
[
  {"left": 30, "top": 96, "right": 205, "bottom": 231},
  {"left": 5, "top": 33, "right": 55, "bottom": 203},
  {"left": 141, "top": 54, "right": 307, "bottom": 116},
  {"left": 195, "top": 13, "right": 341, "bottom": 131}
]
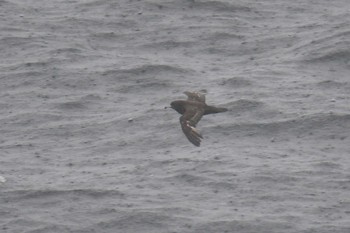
[{"left": 0, "top": 176, "right": 6, "bottom": 184}]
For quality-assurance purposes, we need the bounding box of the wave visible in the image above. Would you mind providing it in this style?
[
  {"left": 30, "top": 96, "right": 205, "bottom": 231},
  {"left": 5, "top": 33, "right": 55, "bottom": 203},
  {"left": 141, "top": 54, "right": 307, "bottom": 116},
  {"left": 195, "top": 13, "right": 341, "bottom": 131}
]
[
  {"left": 316, "top": 80, "right": 350, "bottom": 89},
  {"left": 293, "top": 26, "right": 350, "bottom": 64},
  {"left": 218, "top": 77, "right": 252, "bottom": 88},
  {"left": 0, "top": 112, "right": 63, "bottom": 127},
  {"left": 304, "top": 49, "right": 350, "bottom": 64},
  {"left": 96, "top": 211, "right": 173, "bottom": 230},
  {"left": 210, "top": 113, "right": 350, "bottom": 137},
  {"left": 194, "top": 219, "right": 292, "bottom": 233},
  {"left": 140, "top": 40, "right": 196, "bottom": 51},
  {"left": 146, "top": 0, "right": 251, "bottom": 12},
  {"left": 225, "top": 99, "right": 264, "bottom": 110},
  {"left": 101, "top": 64, "right": 190, "bottom": 93},
  {"left": 102, "top": 64, "right": 190, "bottom": 77},
  {"left": 3, "top": 189, "right": 125, "bottom": 201}
]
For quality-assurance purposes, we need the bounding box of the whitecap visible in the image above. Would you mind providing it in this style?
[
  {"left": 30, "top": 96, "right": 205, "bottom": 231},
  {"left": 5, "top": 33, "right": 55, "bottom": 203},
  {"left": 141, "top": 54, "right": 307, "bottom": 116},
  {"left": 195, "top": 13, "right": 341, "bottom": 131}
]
[{"left": 0, "top": 175, "right": 6, "bottom": 184}]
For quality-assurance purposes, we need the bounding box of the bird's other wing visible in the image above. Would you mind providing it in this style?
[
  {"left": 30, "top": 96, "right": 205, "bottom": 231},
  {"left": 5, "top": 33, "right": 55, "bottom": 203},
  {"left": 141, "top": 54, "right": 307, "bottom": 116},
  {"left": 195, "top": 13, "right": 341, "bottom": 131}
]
[
  {"left": 179, "top": 106, "right": 204, "bottom": 147},
  {"left": 183, "top": 91, "right": 206, "bottom": 103}
]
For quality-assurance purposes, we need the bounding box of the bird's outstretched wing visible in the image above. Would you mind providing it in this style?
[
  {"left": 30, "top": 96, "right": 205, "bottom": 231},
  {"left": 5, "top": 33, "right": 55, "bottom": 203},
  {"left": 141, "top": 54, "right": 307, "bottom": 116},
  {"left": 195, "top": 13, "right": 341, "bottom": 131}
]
[
  {"left": 180, "top": 105, "right": 204, "bottom": 147},
  {"left": 184, "top": 91, "right": 206, "bottom": 103}
]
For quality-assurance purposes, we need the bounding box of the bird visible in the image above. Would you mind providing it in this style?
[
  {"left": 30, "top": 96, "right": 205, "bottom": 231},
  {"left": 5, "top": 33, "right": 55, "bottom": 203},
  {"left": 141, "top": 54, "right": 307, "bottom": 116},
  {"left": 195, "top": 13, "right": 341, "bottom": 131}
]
[{"left": 168, "top": 91, "right": 227, "bottom": 147}]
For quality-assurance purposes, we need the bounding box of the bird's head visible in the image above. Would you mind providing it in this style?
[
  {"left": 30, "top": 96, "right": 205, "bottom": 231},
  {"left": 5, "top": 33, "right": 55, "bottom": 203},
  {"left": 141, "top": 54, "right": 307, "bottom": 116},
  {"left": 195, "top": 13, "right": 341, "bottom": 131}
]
[
  {"left": 164, "top": 102, "right": 176, "bottom": 110},
  {"left": 168, "top": 101, "right": 186, "bottom": 114}
]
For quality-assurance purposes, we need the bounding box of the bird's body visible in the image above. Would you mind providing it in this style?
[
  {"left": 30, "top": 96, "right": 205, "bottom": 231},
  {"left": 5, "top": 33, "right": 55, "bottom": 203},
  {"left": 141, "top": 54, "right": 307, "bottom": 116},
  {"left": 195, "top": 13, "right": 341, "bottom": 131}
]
[{"left": 169, "top": 91, "right": 227, "bottom": 147}]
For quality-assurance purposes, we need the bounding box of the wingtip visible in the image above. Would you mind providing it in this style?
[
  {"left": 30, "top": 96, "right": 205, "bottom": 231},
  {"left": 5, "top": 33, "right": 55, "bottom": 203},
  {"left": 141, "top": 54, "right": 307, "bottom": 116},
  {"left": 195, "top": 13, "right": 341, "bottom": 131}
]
[
  {"left": 186, "top": 134, "right": 202, "bottom": 147},
  {"left": 190, "top": 139, "right": 201, "bottom": 147}
]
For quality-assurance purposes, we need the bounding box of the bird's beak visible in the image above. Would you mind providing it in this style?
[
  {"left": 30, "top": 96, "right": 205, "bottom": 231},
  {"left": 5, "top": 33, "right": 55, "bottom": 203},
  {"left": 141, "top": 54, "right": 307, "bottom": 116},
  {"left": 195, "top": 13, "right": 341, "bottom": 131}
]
[{"left": 164, "top": 106, "right": 172, "bottom": 110}]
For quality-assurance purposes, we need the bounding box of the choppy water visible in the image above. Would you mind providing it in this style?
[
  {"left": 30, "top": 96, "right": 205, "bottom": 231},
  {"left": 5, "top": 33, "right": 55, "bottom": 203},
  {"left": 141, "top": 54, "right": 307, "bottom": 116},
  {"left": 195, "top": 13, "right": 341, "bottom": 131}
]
[{"left": 1, "top": 0, "right": 349, "bottom": 232}]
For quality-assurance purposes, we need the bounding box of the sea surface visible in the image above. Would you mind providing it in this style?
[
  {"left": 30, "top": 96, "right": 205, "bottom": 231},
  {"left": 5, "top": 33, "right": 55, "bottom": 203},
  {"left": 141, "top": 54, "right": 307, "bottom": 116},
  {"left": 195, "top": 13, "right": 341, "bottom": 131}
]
[{"left": 1, "top": 0, "right": 349, "bottom": 232}]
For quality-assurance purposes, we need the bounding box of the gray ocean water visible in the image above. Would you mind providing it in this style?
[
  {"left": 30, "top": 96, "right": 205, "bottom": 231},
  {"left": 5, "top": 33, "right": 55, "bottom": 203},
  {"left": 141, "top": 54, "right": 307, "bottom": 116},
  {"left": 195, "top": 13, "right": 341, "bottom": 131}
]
[{"left": 1, "top": 0, "right": 349, "bottom": 232}]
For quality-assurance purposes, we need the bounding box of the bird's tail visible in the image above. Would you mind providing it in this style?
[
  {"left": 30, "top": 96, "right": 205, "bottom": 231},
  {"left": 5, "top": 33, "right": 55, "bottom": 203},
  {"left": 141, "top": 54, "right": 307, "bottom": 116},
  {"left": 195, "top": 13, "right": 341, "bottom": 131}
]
[{"left": 204, "top": 106, "right": 228, "bottom": 114}]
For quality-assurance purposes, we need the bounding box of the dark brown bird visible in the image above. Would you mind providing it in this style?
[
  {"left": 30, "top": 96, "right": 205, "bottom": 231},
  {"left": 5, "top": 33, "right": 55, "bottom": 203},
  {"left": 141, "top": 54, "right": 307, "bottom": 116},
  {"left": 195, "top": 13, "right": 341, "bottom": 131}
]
[{"left": 169, "top": 91, "right": 227, "bottom": 147}]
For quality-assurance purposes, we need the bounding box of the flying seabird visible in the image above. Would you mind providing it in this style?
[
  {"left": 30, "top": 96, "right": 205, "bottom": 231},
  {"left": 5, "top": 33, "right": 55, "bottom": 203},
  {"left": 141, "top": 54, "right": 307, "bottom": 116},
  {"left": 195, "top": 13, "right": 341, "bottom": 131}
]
[{"left": 168, "top": 91, "right": 227, "bottom": 147}]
